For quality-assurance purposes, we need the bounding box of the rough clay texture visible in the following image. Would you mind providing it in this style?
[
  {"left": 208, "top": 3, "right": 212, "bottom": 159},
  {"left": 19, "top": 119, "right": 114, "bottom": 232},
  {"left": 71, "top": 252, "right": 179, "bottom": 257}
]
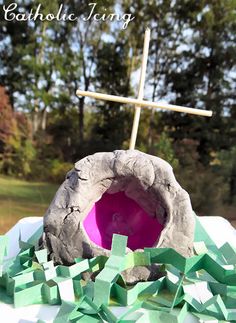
[{"left": 40, "top": 150, "right": 195, "bottom": 273}]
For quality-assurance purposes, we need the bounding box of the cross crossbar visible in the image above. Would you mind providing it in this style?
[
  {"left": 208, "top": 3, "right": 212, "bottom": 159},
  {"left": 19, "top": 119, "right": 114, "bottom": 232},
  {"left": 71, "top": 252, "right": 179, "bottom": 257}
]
[{"left": 76, "top": 89, "right": 213, "bottom": 118}]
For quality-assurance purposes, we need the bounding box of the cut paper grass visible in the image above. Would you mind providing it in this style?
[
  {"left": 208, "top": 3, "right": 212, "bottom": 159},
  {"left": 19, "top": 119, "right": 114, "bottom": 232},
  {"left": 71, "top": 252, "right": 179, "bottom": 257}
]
[
  {"left": 2, "top": 227, "right": 236, "bottom": 321},
  {"left": 0, "top": 176, "right": 57, "bottom": 234}
]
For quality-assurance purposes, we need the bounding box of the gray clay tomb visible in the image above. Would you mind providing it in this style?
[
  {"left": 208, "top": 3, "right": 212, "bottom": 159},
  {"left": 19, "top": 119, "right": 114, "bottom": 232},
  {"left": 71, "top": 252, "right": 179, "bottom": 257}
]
[{"left": 40, "top": 149, "right": 195, "bottom": 278}]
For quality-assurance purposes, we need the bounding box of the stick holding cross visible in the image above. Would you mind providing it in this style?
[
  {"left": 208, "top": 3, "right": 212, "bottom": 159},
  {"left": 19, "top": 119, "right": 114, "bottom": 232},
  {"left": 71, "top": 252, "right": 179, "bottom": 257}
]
[{"left": 76, "top": 28, "right": 212, "bottom": 150}]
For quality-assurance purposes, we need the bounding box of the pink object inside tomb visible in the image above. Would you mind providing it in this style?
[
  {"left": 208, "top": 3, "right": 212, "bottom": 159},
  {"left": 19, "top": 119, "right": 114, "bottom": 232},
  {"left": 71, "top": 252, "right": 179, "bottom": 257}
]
[{"left": 83, "top": 191, "right": 164, "bottom": 250}]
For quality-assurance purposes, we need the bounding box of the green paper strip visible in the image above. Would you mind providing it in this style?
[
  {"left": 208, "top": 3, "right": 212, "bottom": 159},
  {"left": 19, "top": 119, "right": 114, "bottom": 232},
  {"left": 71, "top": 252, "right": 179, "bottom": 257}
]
[
  {"left": 54, "top": 300, "right": 78, "bottom": 323},
  {"left": 35, "top": 249, "right": 48, "bottom": 264},
  {"left": 14, "top": 281, "right": 44, "bottom": 307},
  {"left": 0, "top": 236, "right": 8, "bottom": 277},
  {"left": 57, "top": 259, "right": 89, "bottom": 278},
  {"left": 93, "top": 234, "right": 127, "bottom": 307}
]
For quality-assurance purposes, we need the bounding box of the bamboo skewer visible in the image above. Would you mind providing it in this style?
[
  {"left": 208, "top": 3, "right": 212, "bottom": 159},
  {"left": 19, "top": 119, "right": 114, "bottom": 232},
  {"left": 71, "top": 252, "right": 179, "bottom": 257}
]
[
  {"left": 76, "top": 90, "right": 213, "bottom": 117},
  {"left": 129, "top": 28, "right": 150, "bottom": 149}
]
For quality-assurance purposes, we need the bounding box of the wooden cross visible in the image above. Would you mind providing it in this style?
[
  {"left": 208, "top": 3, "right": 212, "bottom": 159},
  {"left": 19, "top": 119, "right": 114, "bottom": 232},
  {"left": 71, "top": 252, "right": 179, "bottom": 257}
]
[{"left": 76, "top": 28, "right": 212, "bottom": 150}]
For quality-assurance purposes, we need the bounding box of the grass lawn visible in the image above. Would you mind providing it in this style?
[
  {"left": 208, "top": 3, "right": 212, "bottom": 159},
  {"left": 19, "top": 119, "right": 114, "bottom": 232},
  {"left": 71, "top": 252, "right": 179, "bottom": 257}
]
[{"left": 0, "top": 176, "right": 58, "bottom": 234}]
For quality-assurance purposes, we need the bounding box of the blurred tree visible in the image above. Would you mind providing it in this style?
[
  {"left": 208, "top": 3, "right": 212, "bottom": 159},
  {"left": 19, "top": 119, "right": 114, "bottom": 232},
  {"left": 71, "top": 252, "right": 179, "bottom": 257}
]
[
  {"left": 154, "top": 132, "right": 179, "bottom": 169},
  {"left": 0, "top": 0, "right": 65, "bottom": 132},
  {"left": 217, "top": 147, "right": 236, "bottom": 204},
  {"left": 91, "top": 41, "right": 132, "bottom": 152},
  {"left": 162, "top": 0, "right": 236, "bottom": 163},
  {"left": 0, "top": 86, "right": 35, "bottom": 176},
  {"left": 0, "top": 0, "right": 30, "bottom": 103},
  {"left": 0, "top": 86, "right": 14, "bottom": 151},
  {"left": 66, "top": 0, "right": 115, "bottom": 143},
  {"left": 174, "top": 138, "right": 227, "bottom": 215}
]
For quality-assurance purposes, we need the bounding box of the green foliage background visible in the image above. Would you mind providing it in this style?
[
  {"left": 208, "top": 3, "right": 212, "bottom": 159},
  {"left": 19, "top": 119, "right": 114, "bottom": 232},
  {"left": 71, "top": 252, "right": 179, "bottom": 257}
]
[{"left": 0, "top": 0, "right": 236, "bottom": 218}]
